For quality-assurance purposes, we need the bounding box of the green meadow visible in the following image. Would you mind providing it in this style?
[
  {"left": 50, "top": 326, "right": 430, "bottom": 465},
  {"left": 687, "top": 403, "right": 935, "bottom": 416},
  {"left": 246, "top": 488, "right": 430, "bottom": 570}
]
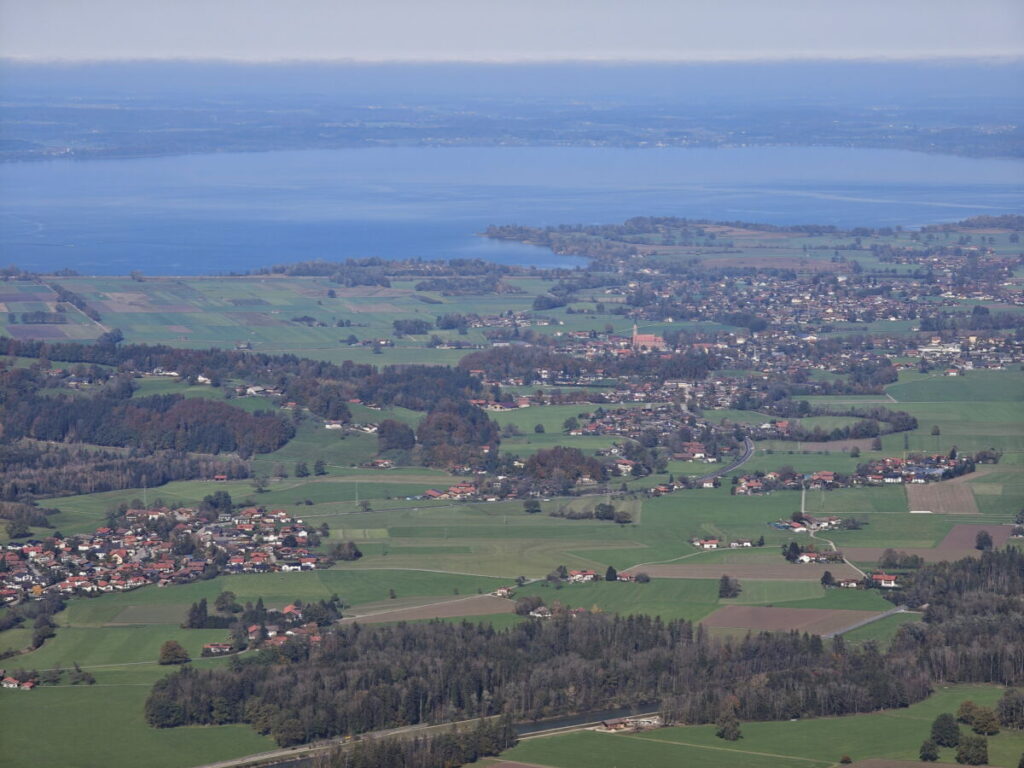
[
  {"left": 513, "top": 577, "right": 891, "bottom": 623},
  {"left": 2, "top": 324, "right": 1021, "bottom": 768},
  {"left": 0, "top": 566, "right": 515, "bottom": 768},
  {"left": 502, "top": 684, "right": 1024, "bottom": 768}
]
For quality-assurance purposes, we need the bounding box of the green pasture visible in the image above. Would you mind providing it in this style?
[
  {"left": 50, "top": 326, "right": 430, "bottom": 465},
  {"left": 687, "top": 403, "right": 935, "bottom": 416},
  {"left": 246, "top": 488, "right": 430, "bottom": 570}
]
[
  {"left": 503, "top": 684, "right": 1024, "bottom": 768},
  {"left": 840, "top": 611, "right": 922, "bottom": 647},
  {"left": 795, "top": 415, "right": 869, "bottom": 431},
  {"left": 887, "top": 370, "right": 1024, "bottom": 403},
  {"left": 514, "top": 578, "right": 890, "bottom": 623},
  {"left": 0, "top": 680, "right": 273, "bottom": 768},
  {"left": 704, "top": 408, "right": 773, "bottom": 425}
]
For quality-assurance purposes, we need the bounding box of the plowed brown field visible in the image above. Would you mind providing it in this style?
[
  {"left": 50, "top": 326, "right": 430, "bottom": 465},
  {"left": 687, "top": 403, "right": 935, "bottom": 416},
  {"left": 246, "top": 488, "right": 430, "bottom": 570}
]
[
  {"left": 632, "top": 562, "right": 862, "bottom": 581},
  {"left": 701, "top": 605, "right": 881, "bottom": 634}
]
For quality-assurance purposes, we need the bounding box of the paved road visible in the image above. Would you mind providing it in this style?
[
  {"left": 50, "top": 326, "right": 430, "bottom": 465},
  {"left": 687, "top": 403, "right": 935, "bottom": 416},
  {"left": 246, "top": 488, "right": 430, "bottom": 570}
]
[
  {"left": 697, "top": 437, "right": 754, "bottom": 483},
  {"left": 190, "top": 710, "right": 662, "bottom": 768}
]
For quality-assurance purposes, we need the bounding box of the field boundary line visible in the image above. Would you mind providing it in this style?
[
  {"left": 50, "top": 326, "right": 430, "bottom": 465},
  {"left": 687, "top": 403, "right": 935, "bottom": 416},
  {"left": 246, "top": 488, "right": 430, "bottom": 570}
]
[
  {"left": 627, "top": 733, "right": 831, "bottom": 764},
  {"left": 330, "top": 565, "right": 532, "bottom": 580}
]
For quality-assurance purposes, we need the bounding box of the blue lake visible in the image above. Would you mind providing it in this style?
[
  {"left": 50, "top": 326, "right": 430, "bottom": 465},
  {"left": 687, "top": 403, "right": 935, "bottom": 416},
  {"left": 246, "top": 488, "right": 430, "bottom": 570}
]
[{"left": 1, "top": 146, "right": 1022, "bottom": 275}]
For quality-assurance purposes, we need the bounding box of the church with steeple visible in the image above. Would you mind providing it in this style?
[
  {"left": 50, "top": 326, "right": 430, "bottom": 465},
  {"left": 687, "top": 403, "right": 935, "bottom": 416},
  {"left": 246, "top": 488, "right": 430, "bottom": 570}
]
[{"left": 631, "top": 323, "right": 666, "bottom": 352}]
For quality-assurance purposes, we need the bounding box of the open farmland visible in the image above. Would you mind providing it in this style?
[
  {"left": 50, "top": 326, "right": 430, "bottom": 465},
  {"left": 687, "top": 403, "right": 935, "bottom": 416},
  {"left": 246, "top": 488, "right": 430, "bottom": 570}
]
[
  {"left": 936, "top": 522, "right": 1016, "bottom": 549},
  {"left": 699, "top": 605, "right": 883, "bottom": 635},
  {"left": 905, "top": 472, "right": 983, "bottom": 514},
  {"left": 339, "top": 593, "right": 515, "bottom": 624},
  {"left": 500, "top": 684, "right": 1024, "bottom": 768},
  {"left": 830, "top": 524, "right": 1016, "bottom": 564},
  {"left": 631, "top": 562, "right": 864, "bottom": 581}
]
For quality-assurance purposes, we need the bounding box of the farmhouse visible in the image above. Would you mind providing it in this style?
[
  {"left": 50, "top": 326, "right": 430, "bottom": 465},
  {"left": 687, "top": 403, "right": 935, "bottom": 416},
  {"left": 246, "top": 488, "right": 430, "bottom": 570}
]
[{"left": 202, "top": 643, "right": 234, "bottom": 656}]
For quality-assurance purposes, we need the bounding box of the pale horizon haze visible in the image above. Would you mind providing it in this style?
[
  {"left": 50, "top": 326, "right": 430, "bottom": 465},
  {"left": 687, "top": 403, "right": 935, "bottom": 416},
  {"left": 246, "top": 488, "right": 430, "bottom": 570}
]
[{"left": 1, "top": 0, "right": 1022, "bottom": 63}]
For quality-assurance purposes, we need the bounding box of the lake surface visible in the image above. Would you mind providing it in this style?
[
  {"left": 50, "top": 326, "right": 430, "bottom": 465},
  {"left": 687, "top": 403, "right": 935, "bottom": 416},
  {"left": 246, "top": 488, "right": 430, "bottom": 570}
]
[{"left": 1, "top": 146, "right": 1022, "bottom": 275}]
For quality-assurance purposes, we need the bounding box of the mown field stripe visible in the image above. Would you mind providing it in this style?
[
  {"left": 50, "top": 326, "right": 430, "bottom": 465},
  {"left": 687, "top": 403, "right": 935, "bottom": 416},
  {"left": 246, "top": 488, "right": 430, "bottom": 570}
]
[{"left": 627, "top": 734, "right": 832, "bottom": 765}]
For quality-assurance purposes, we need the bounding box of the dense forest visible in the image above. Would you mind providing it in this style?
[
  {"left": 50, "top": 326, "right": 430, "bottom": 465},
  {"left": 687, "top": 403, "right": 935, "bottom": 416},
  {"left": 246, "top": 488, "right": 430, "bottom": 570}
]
[
  {"left": 0, "top": 442, "right": 249, "bottom": 501},
  {"left": 886, "top": 548, "right": 1024, "bottom": 685},
  {"left": 146, "top": 549, "right": 1024, "bottom": 751},
  {"left": 312, "top": 717, "right": 517, "bottom": 768},
  {"left": 0, "top": 338, "right": 484, "bottom": 415},
  {"left": 146, "top": 614, "right": 929, "bottom": 747},
  {"left": 415, "top": 399, "right": 501, "bottom": 468},
  {"left": 0, "top": 369, "right": 293, "bottom": 458}
]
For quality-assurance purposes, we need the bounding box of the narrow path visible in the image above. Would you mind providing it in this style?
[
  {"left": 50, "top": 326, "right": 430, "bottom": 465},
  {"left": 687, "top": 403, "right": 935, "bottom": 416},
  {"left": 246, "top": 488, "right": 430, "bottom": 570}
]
[
  {"left": 822, "top": 606, "right": 912, "bottom": 639},
  {"left": 625, "top": 547, "right": 712, "bottom": 571},
  {"left": 804, "top": 487, "right": 868, "bottom": 579},
  {"left": 340, "top": 591, "right": 515, "bottom": 622},
  {"left": 627, "top": 734, "right": 830, "bottom": 765}
]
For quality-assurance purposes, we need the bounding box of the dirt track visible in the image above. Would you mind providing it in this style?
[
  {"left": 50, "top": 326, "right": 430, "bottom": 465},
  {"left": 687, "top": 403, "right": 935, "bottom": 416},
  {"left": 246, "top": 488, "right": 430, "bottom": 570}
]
[
  {"left": 630, "top": 562, "right": 862, "bottom": 581},
  {"left": 701, "top": 605, "right": 882, "bottom": 634},
  {"left": 339, "top": 594, "right": 515, "bottom": 625}
]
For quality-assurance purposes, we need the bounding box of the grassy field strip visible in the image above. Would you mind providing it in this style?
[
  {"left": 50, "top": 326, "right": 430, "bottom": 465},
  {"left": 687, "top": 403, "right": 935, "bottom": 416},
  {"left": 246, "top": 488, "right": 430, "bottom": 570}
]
[{"left": 627, "top": 734, "right": 831, "bottom": 765}]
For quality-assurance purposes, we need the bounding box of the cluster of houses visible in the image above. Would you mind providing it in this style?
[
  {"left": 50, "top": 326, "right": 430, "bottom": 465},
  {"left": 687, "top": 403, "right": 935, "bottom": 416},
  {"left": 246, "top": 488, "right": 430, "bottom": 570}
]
[
  {"left": 598, "top": 715, "right": 662, "bottom": 732},
  {"left": 691, "top": 537, "right": 755, "bottom": 550},
  {"left": 0, "top": 671, "right": 36, "bottom": 691},
  {"left": 420, "top": 483, "right": 480, "bottom": 501},
  {"left": 202, "top": 603, "right": 326, "bottom": 656},
  {"left": 734, "top": 454, "right": 976, "bottom": 498},
  {"left": 857, "top": 454, "right": 974, "bottom": 485},
  {"left": 769, "top": 515, "right": 843, "bottom": 534},
  {"left": 0, "top": 506, "right": 327, "bottom": 607}
]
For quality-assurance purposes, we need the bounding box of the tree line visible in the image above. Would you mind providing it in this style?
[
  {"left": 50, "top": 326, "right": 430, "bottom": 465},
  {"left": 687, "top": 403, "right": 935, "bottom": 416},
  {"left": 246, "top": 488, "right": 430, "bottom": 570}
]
[
  {"left": 145, "top": 612, "right": 931, "bottom": 748},
  {"left": 145, "top": 548, "right": 1024, "bottom": 753}
]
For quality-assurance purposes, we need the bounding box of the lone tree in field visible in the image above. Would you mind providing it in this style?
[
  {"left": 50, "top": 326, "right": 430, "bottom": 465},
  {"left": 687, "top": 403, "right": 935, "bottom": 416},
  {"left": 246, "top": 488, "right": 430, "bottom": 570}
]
[
  {"left": 715, "top": 698, "right": 742, "bottom": 741},
  {"left": 718, "top": 574, "right": 742, "bottom": 599},
  {"left": 158, "top": 640, "right": 190, "bottom": 665},
  {"left": 931, "top": 713, "right": 960, "bottom": 747},
  {"left": 975, "top": 530, "right": 993, "bottom": 551},
  {"left": 919, "top": 739, "right": 939, "bottom": 762}
]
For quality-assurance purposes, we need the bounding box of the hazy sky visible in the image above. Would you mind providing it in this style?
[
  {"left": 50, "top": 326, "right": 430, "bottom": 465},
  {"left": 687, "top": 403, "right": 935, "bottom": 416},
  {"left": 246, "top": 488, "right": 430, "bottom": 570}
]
[{"left": 1, "top": 0, "right": 1022, "bottom": 62}]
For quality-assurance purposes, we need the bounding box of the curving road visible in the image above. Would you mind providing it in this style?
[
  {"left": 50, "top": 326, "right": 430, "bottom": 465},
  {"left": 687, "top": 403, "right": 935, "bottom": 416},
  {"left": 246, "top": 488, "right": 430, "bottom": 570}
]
[{"left": 696, "top": 437, "right": 755, "bottom": 483}]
